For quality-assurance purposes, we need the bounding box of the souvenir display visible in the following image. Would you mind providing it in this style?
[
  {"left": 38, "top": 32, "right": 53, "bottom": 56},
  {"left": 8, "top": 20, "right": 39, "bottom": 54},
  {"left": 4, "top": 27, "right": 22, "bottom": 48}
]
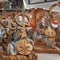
[{"left": 0, "top": 1, "right": 60, "bottom": 60}]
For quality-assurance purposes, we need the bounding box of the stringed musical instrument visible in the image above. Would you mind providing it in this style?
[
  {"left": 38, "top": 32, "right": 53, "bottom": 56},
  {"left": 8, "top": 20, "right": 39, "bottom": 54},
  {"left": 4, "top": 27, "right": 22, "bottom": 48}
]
[
  {"left": 44, "top": 9, "right": 57, "bottom": 48},
  {"left": 15, "top": 11, "right": 34, "bottom": 55},
  {"left": 49, "top": 2, "right": 60, "bottom": 41}
]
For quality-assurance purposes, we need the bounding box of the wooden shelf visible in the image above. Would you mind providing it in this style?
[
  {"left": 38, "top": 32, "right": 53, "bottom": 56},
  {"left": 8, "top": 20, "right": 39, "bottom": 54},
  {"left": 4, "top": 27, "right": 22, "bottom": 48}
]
[
  {"left": 34, "top": 41, "right": 60, "bottom": 54},
  {"left": 0, "top": 51, "right": 37, "bottom": 60}
]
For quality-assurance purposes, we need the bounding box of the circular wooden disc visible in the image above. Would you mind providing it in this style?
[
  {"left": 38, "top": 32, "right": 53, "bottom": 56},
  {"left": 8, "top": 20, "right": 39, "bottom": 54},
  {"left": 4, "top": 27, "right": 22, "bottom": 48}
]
[
  {"left": 45, "top": 27, "right": 56, "bottom": 38},
  {"left": 16, "top": 38, "right": 34, "bottom": 55}
]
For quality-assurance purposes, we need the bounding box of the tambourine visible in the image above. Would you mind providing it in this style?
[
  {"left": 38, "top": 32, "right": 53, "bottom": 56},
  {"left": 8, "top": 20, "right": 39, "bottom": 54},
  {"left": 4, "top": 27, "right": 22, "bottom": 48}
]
[
  {"left": 15, "top": 13, "right": 29, "bottom": 27},
  {"left": 45, "top": 27, "right": 56, "bottom": 38},
  {"left": 15, "top": 12, "right": 34, "bottom": 55},
  {"left": 16, "top": 38, "right": 34, "bottom": 55}
]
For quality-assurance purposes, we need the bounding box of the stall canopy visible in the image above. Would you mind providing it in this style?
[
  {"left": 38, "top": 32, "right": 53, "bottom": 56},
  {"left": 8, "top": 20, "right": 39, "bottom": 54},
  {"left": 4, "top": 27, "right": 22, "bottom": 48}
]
[{"left": 23, "top": 0, "right": 60, "bottom": 12}]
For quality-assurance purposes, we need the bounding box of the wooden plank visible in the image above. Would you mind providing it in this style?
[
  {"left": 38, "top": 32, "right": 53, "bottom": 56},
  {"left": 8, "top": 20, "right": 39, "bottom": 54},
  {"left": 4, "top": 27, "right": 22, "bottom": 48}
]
[
  {"left": 34, "top": 42, "right": 60, "bottom": 47},
  {"left": 0, "top": 52, "right": 37, "bottom": 60},
  {"left": 34, "top": 42, "right": 60, "bottom": 54},
  {"left": 34, "top": 46, "right": 60, "bottom": 54}
]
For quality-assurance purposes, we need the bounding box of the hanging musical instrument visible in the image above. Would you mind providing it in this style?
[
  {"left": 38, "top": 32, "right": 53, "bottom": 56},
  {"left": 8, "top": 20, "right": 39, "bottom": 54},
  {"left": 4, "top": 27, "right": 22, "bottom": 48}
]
[
  {"left": 15, "top": 11, "right": 34, "bottom": 55},
  {"left": 44, "top": 3, "right": 60, "bottom": 48},
  {"left": 49, "top": 2, "right": 60, "bottom": 40}
]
